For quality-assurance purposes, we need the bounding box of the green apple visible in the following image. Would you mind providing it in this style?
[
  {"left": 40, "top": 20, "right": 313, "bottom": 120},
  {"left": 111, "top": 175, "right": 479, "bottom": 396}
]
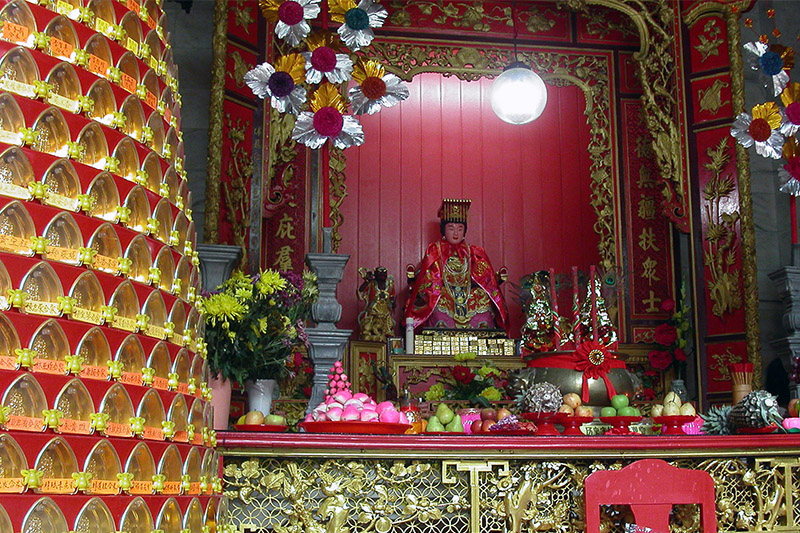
[
  {"left": 610, "top": 394, "right": 629, "bottom": 410},
  {"left": 265, "top": 414, "right": 286, "bottom": 425},
  {"left": 618, "top": 406, "right": 637, "bottom": 417},
  {"left": 600, "top": 406, "right": 617, "bottom": 417}
]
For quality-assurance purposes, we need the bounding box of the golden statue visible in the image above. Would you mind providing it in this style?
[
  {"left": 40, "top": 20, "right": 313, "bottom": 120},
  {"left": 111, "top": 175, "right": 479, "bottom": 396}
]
[{"left": 357, "top": 266, "right": 396, "bottom": 341}]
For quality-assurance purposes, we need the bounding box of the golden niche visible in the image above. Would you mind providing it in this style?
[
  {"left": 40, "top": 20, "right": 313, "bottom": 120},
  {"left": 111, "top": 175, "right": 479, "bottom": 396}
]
[
  {"left": 151, "top": 198, "right": 173, "bottom": 244},
  {"left": 42, "top": 211, "right": 82, "bottom": 265},
  {"left": 32, "top": 107, "right": 71, "bottom": 157},
  {"left": 141, "top": 68, "right": 160, "bottom": 110},
  {"left": 119, "top": 497, "right": 154, "bottom": 533},
  {"left": 191, "top": 352, "right": 209, "bottom": 392},
  {"left": 154, "top": 246, "right": 176, "bottom": 292},
  {"left": 83, "top": 440, "right": 121, "bottom": 495},
  {"left": 142, "top": 289, "right": 168, "bottom": 339},
  {"left": 108, "top": 281, "right": 141, "bottom": 332},
  {"left": 168, "top": 303, "right": 187, "bottom": 346},
  {"left": 0, "top": 313, "right": 21, "bottom": 371},
  {"left": 174, "top": 255, "right": 192, "bottom": 301},
  {"left": 119, "top": 11, "right": 142, "bottom": 56},
  {"left": 85, "top": 172, "right": 121, "bottom": 221},
  {"left": 141, "top": 151, "right": 162, "bottom": 194},
  {"left": 125, "top": 442, "right": 156, "bottom": 494},
  {"left": 20, "top": 262, "right": 64, "bottom": 317},
  {"left": 0, "top": 94, "right": 26, "bottom": 146},
  {"left": 119, "top": 94, "right": 145, "bottom": 141},
  {"left": 123, "top": 186, "right": 150, "bottom": 234},
  {"left": 83, "top": 33, "right": 113, "bottom": 77},
  {"left": 124, "top": 234, "right": 154, "bottom": 284},
  {"left": 117, "top": 50, "right": 140, "bottom": 94},
  {"left": 114, "top": 332, "right": 146, "bottom": 385},
  {"left": 147, "top": 340, "right": 171, "bottom": 390},
  {"left": 28, "top": 318, "right": 70, "bottom": 373},
  {"left": 47, "top": 0, "right": 80, "bottom": 19},
  {"left": 43, "top": 16, "right": 79, "bottom": 62},
  {"left": 1, "top": 373, "right": 46, "bottom": 431},
  {"left": 74, "top": 498, "right": 116, "bottom": 533},
  {"left": 183, "top": 446, "right": 203, "bottom": 494},
  {"left": 97, "top": 383, "right": 134, "bottom": 438},
  {"left": 137, "top": 387, "right": 166, "bottom": 440},
  {"left": 0, "top": 505, "right": 11, "bottom": 533},
  {"left": 0, "top": 433, "right": 27, "bottom": 493},
  {"left": 0, "top": 200, "right": 36, "bottom": 255},
  {"left": 53, "top": 378, "right": 94, "bottom": 434},
  {"left": 164, "top": 167, "right": 180, "bottom": 205},
  {"left": 42, "top": 158, "right": 81, "bottom": 211},
  {"left": 158, "top": 445, "right": 183, "bottom": 494},
  {"left": 0, "top": 47, "right": 40, "bottom": 98},
  {"left": 75, "top": 326, "right": 111, "bottom": 380},
  {"left": 76, "top": 122, "right": 110, "bottom": 169},
  {"left": 205, "top": 493, "right": 219, "bottom": 532},
  {"left": 188, "top": 397, "right": 205, "bottom": 444},
  {"left": 0, "top": 0, "right": 36, "bottom": 48},
  {"left": 45, "top": 62, "right": 81, "bottom": 114},
  {"left": 167, "top": 393, "right": 189, "bottom": 442},
  {"left": 69, "top": 271, "right": 105, "bottom": 324},
  {"left": 113, "top": 136, "right": 141, "bottom": 182},
  {"left": 147, "top": 112, "right": 165, "bottom": 154},
  {"left": 21, "top": 497, "right": 70, "bottom": 532},
  {"left": 0, "top": 261, "right": 10, "bottom": 311},
  {"left": 85, "top": 79, "right": 116, "bottom": 126},
  {"left": 172, "top": 348, "right": 191, "bottom": 393},
  {"left": 184, "top": 498, "right": 204, "bottom": 532},
  {"left": 87, "top": 222, "right": 123, "bottom": 274},
  {"left": 34, "top": 436, "right": 79, "bottom": 494},
  {"left": 157, "top": 498, "right": 184, "bottom": 533}
]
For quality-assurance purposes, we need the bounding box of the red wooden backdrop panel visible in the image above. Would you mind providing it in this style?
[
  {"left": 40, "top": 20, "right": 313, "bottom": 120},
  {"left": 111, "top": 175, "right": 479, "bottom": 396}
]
[{"left": 339, "top": 73, "right": 600, "bottom": 338}]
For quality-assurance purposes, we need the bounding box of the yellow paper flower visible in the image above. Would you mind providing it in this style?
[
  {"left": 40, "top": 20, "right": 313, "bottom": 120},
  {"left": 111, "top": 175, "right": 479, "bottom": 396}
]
[
  {"left": 424, "top": 383, "right": 446, "bottom": 402},
  {"left": 479, "top": 386, "right": 502, "bottom": 402},
  {"left": 454, "top": 352, "right": 477, "bottom": 362}
]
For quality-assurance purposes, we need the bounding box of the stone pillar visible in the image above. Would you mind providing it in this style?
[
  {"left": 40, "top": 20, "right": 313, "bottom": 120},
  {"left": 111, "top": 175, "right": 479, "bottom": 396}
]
[
  {"left": 305, "top": 251, "right": 352, "bottom": 414},
  {"left": 197, "top": 244, "right": 242, "bottom": 292},
  {"left": 769, "top": 267, "right": 800, "bottom": 388}
]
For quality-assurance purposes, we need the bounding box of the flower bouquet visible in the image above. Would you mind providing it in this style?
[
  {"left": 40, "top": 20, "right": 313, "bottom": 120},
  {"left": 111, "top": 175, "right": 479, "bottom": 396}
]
[
  {"left": 199, "top": 269, "right": 318, "bottom": 385},
  {"left": 646, "top": 284, "right": 691, "bottom": 384},
  {"left": 423, "top": 353, "right": 508, "bottom": 408}
]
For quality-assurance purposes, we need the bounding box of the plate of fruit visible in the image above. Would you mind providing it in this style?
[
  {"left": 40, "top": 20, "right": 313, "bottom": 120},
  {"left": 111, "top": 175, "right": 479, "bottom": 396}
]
[
  {"left": 234, "top": 410, "right": 288, "bottom": 432},
  {"left": 424, "top": 403, "right": 475, "bottom": 434},
  {"left": 468, "top": 407, "right": 514, "bottom": 434}
]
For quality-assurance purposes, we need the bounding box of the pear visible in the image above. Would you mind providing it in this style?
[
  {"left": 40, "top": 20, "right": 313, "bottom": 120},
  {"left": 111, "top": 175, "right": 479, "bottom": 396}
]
[
  {"left": 426, "top": 415, "right": 445, "bottom": 432},
  {"left": 436, "top": 403, "right": 454, "bottom": 424},
  {"left": 679, "top": 403, "right": 696, "bottom": 416},
  {"left": 650, "top": 404, "right": 664, "bottom": 418},
  {"left": 663, "top": 402, "right": 680, "bottom": 416},
  {"left": 663, "top": 392, "right": 681, "bottom": 406},
  {"left": 445, "top": 414, "right": 463, "bottom": 432}
]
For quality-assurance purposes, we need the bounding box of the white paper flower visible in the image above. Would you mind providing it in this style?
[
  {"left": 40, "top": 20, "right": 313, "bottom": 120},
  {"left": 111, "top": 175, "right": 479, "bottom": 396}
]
[
  {"left": 780, "top": 138, "right": 800, "bottom": 196},
  {"left": 730, "top": 102, "right": 784, "bottom": 159},
  {"left": 244, "top": 54, "right": 307, "bottom": 114},
  {"left": 292, "top": 83, "right": 364, "bottom": 149},
  {"left": 301, "top": 38, "right": 353, "bottom": 84},
  {"left": 744, "top": 40, "right": 794, "bottom": 97},
  {"left": 349, "top": 60, "right": 409, "bottom": 115},
  {"left": 330, "top": 0, "right": 387, "bottom": 51},
  {"left": 260, "top": 0, "right": 321, "bottom": 47}
]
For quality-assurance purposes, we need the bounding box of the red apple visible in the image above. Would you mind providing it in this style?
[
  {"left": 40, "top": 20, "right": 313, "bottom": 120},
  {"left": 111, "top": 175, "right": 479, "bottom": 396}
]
[
  {"left": 574, "top": 406, "right": 594, "bottom": 418},
  {"left": 470, "top": 419, "right": 484, "bottom": 434},
  {"left": 480, "top": 408, "right": 497, "bottom": 421},
  {"left": 481, "top": 419, "right": 495, "bottom": 432},
  {"left": 496, "top": 408, "right": 512, "bottom": 420}
]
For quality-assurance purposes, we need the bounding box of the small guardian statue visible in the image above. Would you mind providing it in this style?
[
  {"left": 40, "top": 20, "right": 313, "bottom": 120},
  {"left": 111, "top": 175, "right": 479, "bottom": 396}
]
[{"left": 357, "top": 266, "right": 396, "bottom": 341}]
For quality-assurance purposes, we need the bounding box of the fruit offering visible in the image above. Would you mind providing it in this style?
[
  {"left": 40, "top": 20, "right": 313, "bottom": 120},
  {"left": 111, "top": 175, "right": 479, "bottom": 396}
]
[
  {"left": 598, "top": 394, "right": 641, "bottom": 417},
  {"left": 426, "top": 403, "right": 464, "bottom": 433},
  {"left": 650, "top": 391, "right": 696, "bottom": 418},
  {"left": 237, "top": 411, "right": 287, "bottom": 426},
  {"left": 304, "top": 362, "right": 408, "bottom": 424},
  {"left": 557, "top": 392, "right": 594, "bottom": 418},
  {"left": 489, "top": 415, "right": 537, "bottom": 434},
  {"left": 469, "top": 407, "right": 513, "bottom": 434}
]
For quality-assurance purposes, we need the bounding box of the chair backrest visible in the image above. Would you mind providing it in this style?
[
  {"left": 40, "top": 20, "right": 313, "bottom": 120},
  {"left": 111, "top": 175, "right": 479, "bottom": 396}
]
[{"left": 584, "top": 459, "right": 717, "bottom": 533}]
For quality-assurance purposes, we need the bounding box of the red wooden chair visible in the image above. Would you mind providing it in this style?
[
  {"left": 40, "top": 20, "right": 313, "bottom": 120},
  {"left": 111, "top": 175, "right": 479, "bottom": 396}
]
[{"left": 584, "top": 459, "right": 717, "bottom": 533}]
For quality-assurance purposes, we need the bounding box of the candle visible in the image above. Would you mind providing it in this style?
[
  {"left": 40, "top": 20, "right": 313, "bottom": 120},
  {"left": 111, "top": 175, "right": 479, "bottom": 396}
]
[
  {"left": 590, "top": 265, "right": 598, "bottom": 342},
  {"left": 549, "top": 268, "right": 560, "bottom": 350},
  {"left": 571, "top": 266, "right": 579, "bottom": 345}
]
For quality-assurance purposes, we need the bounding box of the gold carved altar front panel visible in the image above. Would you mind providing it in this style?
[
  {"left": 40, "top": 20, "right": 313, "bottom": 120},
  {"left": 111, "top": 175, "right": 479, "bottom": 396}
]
[{"left": 223, "top": 454, "right": 800, "bottom": 533}]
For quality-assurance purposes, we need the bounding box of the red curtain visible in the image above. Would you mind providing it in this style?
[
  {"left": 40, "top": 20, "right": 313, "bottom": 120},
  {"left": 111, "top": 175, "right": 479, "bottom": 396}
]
[{"left": 339, "top": 73, "right": 600, "bottom": 338}]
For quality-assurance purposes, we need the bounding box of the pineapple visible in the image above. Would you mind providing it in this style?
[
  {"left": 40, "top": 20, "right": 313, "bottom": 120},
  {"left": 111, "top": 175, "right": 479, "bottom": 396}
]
[
  {"left": 516, "top": 382, "right": 562, "bottom": 413},
  {"left": 728, "top": 390, "right": 783, "bottom": 431},
  {"left": 701, "top": 405, "right": 733, "bottom": 435}
]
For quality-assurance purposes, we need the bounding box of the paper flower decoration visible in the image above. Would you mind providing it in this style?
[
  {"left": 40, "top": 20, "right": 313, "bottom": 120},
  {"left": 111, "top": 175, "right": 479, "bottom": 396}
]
[
  {"left": 301, "top": 34, "right": 353, "bottom": 84},
  {"left": 349, "top": 60, "right": 409, "bottom": 115},
  {"left": 292, "top": 83, "right": 364, "bottom": 149},
  {"left": 781, "top": 82, "right": 800, "bottom": 137},
  {"left": 244, "top": 54, "right": 307, "bottom": 114},
  {"left": 779, "top": 136, "right": 800, "bottom": 196},
  {"left": 744, "top": 40, "right": 795, "bottom": 97},
  {"left": 260, "top": 0, "right": 321, "bottom": 47},
  {"left": 329, "top": 0, "right": 388, "bottom": 51},
  {"left": 731, "top": 102, "right": 784, "bottom": 159}
]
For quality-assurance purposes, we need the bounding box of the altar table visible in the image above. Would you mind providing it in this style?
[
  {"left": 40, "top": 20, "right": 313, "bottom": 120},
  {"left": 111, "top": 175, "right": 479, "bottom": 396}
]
[{"left": 219, "top": 432, "right": 800, "bottom": 533}]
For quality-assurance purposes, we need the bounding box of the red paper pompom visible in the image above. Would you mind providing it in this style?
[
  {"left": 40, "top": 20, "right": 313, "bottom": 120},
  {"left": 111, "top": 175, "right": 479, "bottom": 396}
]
[
  {"left": 361, "top": 76, "right": 387, "bottom": 100},
  {"left": 311, "top": 47, "right": 337, "bottom": 73},
  {"left": 278, "top": 1, "right": 304, "bottom": 25},
  {"left": 785, "top": 156, "right": 800, "bottom": 179},
  {"left": 748, "top": 117, "right": 772, "bottom": 142},
  {"left": 786, "top": 102, "right": 800, "bottom": 125},
  {"left": 313, "top": 106, "right": 344, "bottom": 137}
]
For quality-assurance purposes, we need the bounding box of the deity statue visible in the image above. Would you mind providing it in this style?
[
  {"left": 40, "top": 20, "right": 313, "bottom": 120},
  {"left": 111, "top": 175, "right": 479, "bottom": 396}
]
[
  {"left": 404, "top": 198, "right": 509, "bottom": 334},
  {"left": 357, "top": 266, "right": 396, "bottom": 341}
]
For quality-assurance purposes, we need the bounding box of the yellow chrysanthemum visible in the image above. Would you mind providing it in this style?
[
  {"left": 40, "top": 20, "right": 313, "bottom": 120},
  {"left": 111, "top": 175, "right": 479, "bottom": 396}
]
[
  {"left": 256, "top": 270, "right": 286, "bottom": 295},
  {"left": 477, "top": 365, "right": 496, "bottom": 378},
  {"left": 424, "top": 383, "right": 446, "bottom": 402},
  {"left": 201, "top": 293, "right": 246, "bottom": 328},
  {"left": 479, "top": 386, "right": 502, "bottom": 402}
]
